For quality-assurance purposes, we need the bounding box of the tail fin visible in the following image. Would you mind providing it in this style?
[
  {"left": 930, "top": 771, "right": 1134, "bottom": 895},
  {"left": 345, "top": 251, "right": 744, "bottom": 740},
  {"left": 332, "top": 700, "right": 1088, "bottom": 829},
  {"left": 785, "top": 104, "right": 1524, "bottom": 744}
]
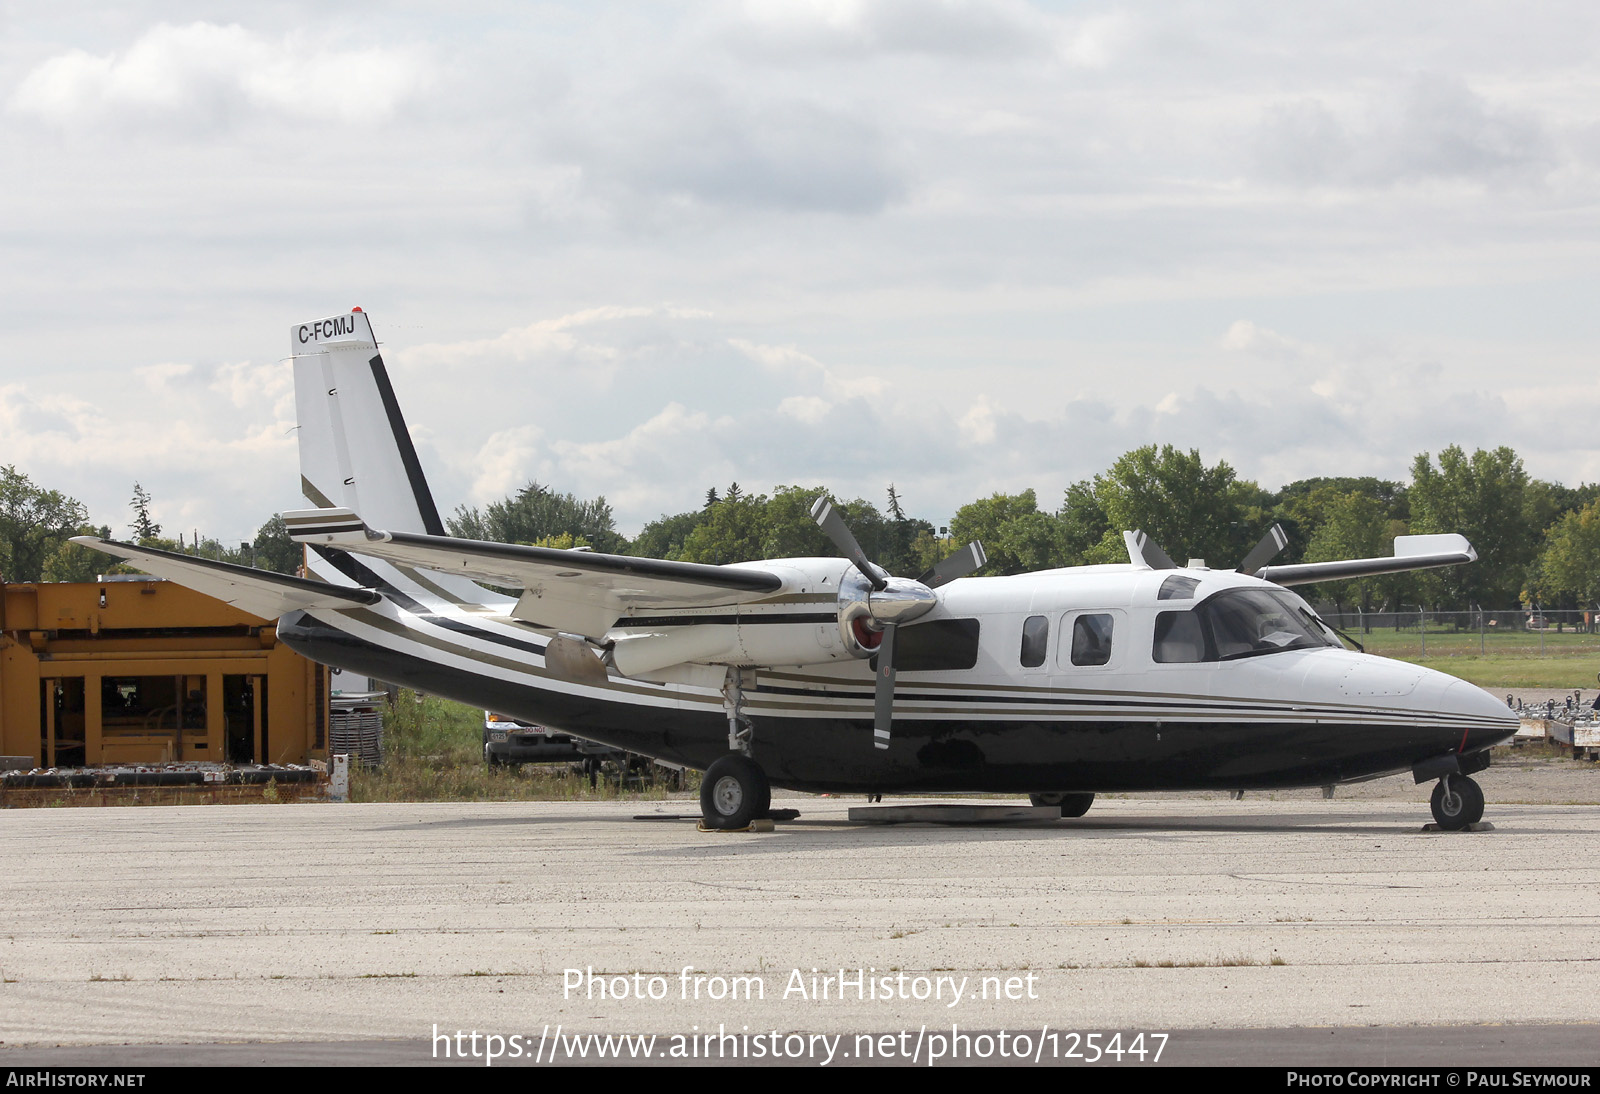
[{"left": 292, "top": 310, "right": 445, "bottom": 536}]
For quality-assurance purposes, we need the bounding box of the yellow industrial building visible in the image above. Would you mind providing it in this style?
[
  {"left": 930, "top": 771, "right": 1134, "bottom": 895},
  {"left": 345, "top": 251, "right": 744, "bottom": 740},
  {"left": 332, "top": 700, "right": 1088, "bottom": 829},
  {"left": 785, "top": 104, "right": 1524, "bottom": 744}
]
[{"left": 0, "top": 576, "right": 328, "bottom": 769}]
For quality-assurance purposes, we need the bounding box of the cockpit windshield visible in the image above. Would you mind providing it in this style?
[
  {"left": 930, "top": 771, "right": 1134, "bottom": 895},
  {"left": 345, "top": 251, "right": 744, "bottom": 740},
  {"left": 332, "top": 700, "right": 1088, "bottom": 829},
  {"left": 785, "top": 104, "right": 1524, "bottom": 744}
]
[{"left": 1154, "top": 588, "right": 1337, "bottom": 663}]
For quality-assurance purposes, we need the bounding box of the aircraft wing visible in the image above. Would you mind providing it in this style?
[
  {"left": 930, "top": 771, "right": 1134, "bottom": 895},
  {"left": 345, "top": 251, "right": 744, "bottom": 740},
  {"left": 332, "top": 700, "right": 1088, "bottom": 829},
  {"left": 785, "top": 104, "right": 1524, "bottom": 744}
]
[
  {"left": 283, "top": 508, "right": 786, "bottom": 636},
  {"left": 71, "top": 537, "right": 382, "bottom": 619},
  {"left": 1255, "top": 534, "right": 1477, "bottom": 587}
]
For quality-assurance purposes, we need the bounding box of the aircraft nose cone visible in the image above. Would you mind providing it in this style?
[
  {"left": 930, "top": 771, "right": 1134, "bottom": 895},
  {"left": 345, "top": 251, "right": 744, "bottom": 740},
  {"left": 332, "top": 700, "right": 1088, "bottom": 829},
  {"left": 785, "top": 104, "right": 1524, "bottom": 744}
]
[
  {"left": 1420, "top": 674, "right": 1516, "bottom": 751},
  {"left": 1443, "top": 677, "right": 1520, "bottom": 723},
  {"left": 1434, "top": 676, "right": 1520, "bottom": 750}
]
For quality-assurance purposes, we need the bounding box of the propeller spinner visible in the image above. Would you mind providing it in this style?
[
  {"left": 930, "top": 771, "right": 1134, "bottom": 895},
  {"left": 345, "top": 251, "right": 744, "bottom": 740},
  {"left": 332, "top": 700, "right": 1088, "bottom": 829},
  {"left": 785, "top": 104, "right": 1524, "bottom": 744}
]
[{"left": 809, "top": 497, "right": 986, "bottom": 749}]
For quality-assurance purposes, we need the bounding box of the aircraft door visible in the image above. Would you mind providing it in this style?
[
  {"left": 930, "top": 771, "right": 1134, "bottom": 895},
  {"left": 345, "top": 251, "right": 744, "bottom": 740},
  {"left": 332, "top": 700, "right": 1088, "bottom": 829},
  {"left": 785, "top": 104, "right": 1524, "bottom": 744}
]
[{"left": 1054, "top": 609, "right": 1127, "bottom": 675}]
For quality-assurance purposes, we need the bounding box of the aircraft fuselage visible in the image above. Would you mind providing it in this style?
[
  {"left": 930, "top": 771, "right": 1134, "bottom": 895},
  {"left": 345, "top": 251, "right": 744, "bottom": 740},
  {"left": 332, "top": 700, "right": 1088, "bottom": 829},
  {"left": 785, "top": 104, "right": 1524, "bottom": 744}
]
[{"left": 278, "top": 558, "right": 1516, "bottom": 795}]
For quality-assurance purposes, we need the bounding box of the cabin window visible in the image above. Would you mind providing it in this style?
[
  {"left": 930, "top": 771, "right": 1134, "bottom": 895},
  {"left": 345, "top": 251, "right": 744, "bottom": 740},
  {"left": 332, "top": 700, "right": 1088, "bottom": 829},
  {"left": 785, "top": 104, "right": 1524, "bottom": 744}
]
[
  {"left": 1020, "top": 615, "right": 1049, "bottom": 667},
  {"left": 882, "top": 618, "right": 982, "bottom": 672},
  {"left": 1071, "top": 614, "right": 1114, "bottom": 666}
]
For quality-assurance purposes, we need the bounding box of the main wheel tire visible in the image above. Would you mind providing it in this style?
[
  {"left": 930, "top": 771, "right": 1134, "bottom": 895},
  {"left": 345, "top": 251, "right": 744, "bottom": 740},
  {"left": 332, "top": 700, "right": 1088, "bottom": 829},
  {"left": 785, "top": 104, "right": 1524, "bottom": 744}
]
[
  {"left": 700, "top": 754, "right": 771, "bottom": 830},
  {"left": 1059, "top": 792, "right": 1095, "bottom": 818},
  {"left": 1029, "top": 791, "right": 1094, "bottom": 817},
  {"left": 1431, "top": 775, "right": 1484, "bottom": 830}
]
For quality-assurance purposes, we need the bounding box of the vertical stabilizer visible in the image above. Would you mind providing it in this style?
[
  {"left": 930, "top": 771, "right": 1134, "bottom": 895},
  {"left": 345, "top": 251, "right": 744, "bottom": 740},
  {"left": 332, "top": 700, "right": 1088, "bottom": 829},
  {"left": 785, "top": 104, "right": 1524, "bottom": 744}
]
[{"left": 291, "top": 310, "right": 445, "bottom": 536}]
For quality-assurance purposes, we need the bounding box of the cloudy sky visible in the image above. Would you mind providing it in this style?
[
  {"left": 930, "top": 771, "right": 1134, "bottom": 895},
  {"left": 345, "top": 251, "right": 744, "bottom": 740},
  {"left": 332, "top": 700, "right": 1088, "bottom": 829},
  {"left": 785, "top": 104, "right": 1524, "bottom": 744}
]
[{"left": 4, "top": 1, "right": 1599, "bottom": 544}]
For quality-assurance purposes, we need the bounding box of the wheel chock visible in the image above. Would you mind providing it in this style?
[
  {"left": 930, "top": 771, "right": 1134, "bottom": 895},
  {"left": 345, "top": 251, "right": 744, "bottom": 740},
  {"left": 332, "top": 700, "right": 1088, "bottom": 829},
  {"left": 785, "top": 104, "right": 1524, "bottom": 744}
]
[{"left": 697, "top": 817, "right": 775, "bottom": 833}]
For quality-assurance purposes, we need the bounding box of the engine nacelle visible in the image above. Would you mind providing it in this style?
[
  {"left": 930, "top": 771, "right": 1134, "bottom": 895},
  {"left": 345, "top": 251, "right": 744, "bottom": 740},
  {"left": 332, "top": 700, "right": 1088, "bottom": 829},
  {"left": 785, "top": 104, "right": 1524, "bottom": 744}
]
[
  {"left": 601, "top": 558, "right": 942, "bottom": 678},
  {"left": 607, "top": 619, "right": 858, "bottom": 677}
]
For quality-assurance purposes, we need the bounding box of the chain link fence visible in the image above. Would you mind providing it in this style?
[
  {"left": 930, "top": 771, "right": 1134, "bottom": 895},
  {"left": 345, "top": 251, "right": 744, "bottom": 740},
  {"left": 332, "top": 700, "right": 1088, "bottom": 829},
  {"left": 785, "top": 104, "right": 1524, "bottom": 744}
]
[{"left": 1315, "top": 607, "right": 1600, "bottom": 658}]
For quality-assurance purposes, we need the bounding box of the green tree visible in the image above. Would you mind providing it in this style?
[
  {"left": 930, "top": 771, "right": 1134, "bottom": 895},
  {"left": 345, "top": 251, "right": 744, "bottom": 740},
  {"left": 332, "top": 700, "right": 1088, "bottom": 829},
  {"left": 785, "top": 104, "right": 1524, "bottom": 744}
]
[
  {"left": 1540, "top": 500, "right": 1600, "bottom": 607},
  {"left": 0, "top": 466, "right": 90, "bottom": 582},
  {"left": 1058, "top": 480, "right": 1109, "bottom": 564},
  {"left": 679, "top": 490, "right": 768, "bottom": 564},
  {"left": 760, "top": 485, "right": 836, "bottom": 559},
  {"left": 878, "top": 485, "right": 935, "bottom": 576},
  {"left": 40, "top": 525, "right": 115, "bottom": 582},
  {"left": 129, "top": 481, "right": 162, "bottom": 542},
  {"left": 1302, "top": 491, "right": 1403, "bottom": 615},
  {"left": 629, "top": 509, "right": 709, "bottom": 560},
  {"left": 950, "top": 490, "right": 1065, "bottom": 576},
  {"left": 759, "top": 486, "right": 899, "bottom": 566},
  {"left": 449, "top": 481, "right": 624, "bottom": 553},
  {"left": 1272, "top": 476, "right": 1408, "bottom": 566},
  {"left": 1073, "top": 446, "right": 1263, "bottom": 566},
  {"left": 1409, "top": 446, "right": 1536, "bottom": 608},
  {"left": 253, "top": 514, "right": 302, "bottom": 575}
]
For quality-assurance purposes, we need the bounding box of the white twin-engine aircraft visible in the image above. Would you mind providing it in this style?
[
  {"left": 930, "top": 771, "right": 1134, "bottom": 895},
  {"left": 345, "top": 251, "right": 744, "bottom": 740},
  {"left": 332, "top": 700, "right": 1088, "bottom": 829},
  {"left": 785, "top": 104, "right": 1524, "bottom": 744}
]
[{"left": 78, "top": 310, "right": 1519, "bottom": 831}]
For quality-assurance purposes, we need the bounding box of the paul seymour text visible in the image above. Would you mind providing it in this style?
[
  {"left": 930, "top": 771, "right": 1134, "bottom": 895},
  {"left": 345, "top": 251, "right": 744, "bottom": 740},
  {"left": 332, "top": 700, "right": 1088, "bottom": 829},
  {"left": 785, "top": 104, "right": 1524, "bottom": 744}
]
[{"left": 562, "top": 966, "right": 1040, "bottom": 1007}]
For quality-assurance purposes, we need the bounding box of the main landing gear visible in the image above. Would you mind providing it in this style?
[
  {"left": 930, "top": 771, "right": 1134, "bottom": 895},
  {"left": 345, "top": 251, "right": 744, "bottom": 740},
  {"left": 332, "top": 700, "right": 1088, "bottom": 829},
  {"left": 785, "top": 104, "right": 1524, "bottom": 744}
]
[
  {"left": 700, "top": 753, "right": 772, "bottom": 830},
  {"left": 1430, "top": 774, "right": 1485, "bottom": 831},
  {"left": 700, "top": 667, "right": 773, "bottom": 830},
  {"left": 1029, "top": 791, "right": 1096, "bottom": 818}
]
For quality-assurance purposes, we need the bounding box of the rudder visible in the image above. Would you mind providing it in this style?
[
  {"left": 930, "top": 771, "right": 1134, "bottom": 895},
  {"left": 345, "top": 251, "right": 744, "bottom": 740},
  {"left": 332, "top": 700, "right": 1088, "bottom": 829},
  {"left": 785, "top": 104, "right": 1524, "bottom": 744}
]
[{"left": 291, "top": 309, "right": 445, "bottom": 536}]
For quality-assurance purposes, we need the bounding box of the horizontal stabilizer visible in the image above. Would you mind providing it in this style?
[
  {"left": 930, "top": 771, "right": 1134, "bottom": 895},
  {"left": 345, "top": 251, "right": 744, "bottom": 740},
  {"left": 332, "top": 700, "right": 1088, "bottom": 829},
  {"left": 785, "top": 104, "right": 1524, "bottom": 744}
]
[
  {"left": 70, "top": 537, "right": 380, "bottom": 619},
  {"left": 288, "top": 522, "right": 786, "bottom": 637},
  {"left": 1255, "top": 534, "right": 1477, "bottom": 587},
  {"left": 283, "top": 506, "right": 370, "bottom": 545}
]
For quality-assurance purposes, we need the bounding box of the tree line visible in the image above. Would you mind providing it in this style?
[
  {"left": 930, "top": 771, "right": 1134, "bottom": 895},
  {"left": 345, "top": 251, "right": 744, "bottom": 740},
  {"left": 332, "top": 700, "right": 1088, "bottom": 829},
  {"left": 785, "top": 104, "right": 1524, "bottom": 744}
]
[{"left": 4, "top": 443, "right": 1598, "bottom": 611}]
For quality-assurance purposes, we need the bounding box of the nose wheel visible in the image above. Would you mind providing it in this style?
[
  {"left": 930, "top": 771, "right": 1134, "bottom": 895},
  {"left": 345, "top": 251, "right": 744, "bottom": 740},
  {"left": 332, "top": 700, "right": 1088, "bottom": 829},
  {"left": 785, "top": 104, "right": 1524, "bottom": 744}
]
[{"left": 1430, "top": 774, "right": 1485, "bottom": 830}]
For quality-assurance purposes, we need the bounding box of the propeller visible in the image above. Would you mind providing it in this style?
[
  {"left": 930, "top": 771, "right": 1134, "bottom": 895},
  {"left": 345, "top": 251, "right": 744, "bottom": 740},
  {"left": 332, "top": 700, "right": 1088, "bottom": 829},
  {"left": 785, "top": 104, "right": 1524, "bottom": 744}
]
[
  {"left": 1123, "top": 523, "right": 1289, "bottom": 576},
  {"left": 1236, "top": 523, "right": 1289, "bottom": 576},
  {"left": 811, "top": 498, "right": 888, "bottom": 591},
  {"left": 1123, "top": 530, "right": 1178, "bottom": 570},
  {"left": 809, "top": 497, "right": 986, "bottom": 750},
  {"left": 918, "top": 540, "right": 987, "bottom": 589}
]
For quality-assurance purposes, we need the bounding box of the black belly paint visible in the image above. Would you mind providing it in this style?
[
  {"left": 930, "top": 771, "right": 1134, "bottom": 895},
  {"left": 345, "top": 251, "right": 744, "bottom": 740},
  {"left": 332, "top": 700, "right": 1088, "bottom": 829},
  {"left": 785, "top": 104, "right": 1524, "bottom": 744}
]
[{"left": 280, "top": 612, "right": 1507, "bottom": 795}]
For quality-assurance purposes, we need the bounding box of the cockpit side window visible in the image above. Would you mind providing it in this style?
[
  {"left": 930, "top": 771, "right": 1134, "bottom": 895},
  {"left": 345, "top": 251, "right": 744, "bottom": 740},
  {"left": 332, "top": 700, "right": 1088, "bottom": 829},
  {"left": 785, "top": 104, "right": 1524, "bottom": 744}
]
[
  {"left": 1154, "top": 610, "right": 1207, "bottom": 663},
  {"left": 1020, "top": 615, "right": 1049, "bottom": 668},
  {"left": 1071, "top": 614, "right": 1114, "bottom": 666},
  {"left": 1153, "top": 589, "right": 1335, "bottom": 664}
]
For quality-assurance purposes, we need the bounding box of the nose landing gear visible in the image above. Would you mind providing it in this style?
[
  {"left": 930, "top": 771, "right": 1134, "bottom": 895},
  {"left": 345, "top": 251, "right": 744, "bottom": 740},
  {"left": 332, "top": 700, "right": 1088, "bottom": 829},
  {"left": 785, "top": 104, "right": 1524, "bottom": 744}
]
[{"left": 1430, "top": 774, "right": 1485, "bottom": 830}]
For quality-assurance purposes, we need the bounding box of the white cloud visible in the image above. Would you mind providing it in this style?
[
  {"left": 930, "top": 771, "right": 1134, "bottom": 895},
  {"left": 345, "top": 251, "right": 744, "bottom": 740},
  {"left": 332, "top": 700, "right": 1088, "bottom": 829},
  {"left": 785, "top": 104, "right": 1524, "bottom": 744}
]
[
  {"left": 727, "top": 338, "right": 888, "bottom": 400},
  {"left": 10, "top": 22, "right": 430, "bottom": 128},
  {"left": 778, "top": 395, "right": 832, "bottom": 423},
  {"left": 1255, "top": 74, "right": 1555, "bottom": 188},
  {"left": 1219, "top": 320, "right": 1320, "bottom": 364},
  {"left": 466, "top": 425, "right": 545, "bottom": 507},
  {"left": 958, "top": 396, "right": 999, "bottom": 444},
  {"left": 6, "top": 3, "right": 1600, "bottom": 545},
  {"left": 730, "top": 0, "right": 1054, "bottom": 59}
]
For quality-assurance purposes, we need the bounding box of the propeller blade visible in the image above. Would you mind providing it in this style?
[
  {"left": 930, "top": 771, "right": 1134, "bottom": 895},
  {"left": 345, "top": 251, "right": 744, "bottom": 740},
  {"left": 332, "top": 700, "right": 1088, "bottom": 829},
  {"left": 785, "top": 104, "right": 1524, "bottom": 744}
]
[
  {"left": 811, "top": 497, "right": 887, "bottom": 590},
  {"left": 919, "top": 540, "right": 987, "bottom": 588},
  {"left": 1237, "top": 523, "right": 1289, "bottom": 576},
  {"left": 872, "top": 621, "right": 896, "bottom": 750},
  {"left": 1123, "top": 530, "right": 1179, "bottom": 570}
]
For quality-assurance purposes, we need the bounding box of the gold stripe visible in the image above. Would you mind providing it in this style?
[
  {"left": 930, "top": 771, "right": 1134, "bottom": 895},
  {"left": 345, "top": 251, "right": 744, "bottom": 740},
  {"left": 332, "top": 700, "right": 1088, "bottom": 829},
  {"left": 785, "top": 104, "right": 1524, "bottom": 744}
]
[
  {"left": 344, "top": 609, "right": 720, "bottom": 708},
  {"left": 300, "top": 477, "right": 336, "bottom": 510}
]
